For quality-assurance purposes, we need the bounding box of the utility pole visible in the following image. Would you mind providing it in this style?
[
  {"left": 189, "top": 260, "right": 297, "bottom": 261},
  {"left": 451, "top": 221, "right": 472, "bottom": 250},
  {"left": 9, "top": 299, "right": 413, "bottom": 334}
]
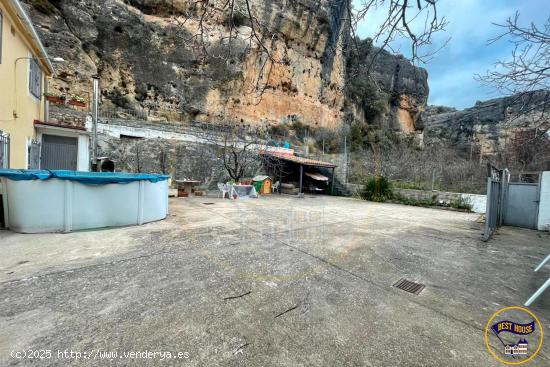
[{"left": 344, "top": 135, "right": 347, "bottom": 183}]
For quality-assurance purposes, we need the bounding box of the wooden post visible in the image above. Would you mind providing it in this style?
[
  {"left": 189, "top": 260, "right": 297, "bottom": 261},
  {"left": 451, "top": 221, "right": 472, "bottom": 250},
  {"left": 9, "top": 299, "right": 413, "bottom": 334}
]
[
  {"left": 279, "top": 168, "right": 282, "bottom": 195},
  {"left": 299, "top": 164, "right": 303, "bottom": 194},
  {"left": 331, "top": 167, "right": 335, "bottom": 195}
]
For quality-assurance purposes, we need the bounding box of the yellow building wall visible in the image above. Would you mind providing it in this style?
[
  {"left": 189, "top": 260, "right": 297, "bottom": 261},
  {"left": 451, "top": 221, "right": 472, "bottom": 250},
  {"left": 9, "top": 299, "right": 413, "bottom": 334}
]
[{"left": 0, "top": 1, "right": 47, "bottom": 169}]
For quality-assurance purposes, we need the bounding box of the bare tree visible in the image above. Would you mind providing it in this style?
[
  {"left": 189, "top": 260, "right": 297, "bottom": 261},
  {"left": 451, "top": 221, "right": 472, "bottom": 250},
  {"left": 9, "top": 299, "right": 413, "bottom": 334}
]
[
  {"left": 354, "top": 134, "right": 487, "bottom": 193},
  {"left": 492, "top": 127, "right": 550, "bottom": 172},
  {"left": 477, "top": 13, "right": 550, "bottom": 133},
  {"left": 198, "top": 123, "right": 285, "bottom": 182},
  {"left": 479, "top": 13, "right": 549, "bottom": 96},
  {"left": 350, "top": 0, "right": 449, "bottom": 71}
]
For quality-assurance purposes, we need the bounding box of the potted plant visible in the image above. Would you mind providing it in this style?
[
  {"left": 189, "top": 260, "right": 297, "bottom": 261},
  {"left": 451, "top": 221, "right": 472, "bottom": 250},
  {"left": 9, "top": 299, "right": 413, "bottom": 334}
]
[
  {"left": 68, "top": 95, "right": 87, "bottom": 107},
  {"left": 44, "top": 92, "right": 65, "bottom": 104}
]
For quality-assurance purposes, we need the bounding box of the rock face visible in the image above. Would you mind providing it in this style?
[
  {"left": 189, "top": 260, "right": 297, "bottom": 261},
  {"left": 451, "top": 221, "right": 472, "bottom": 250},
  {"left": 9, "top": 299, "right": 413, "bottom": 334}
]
[
  {"left": 364, "top": 49, "right": 429, "bottom": 134},
  {"left": 24, "top": 0, "right": 427, "bottom": 134},
  {"left": 424, "top": 91, "right": 550, "bottom": 157}
]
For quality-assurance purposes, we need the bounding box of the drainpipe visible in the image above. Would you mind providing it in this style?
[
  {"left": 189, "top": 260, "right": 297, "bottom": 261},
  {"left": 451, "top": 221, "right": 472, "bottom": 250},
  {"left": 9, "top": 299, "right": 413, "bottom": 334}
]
[
  {"left": 91, "top": 75, "right": 100, "bottom": 171},
  {"left": 44, "top": 78, "right": 49, "bottom": 122}
]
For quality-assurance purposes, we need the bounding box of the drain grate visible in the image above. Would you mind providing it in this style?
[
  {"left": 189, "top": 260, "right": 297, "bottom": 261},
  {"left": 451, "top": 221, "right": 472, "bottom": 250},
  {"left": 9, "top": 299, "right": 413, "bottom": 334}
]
[
  {"left": 202, "top": 203, "right": 216, "bottom": 205},
  {"left": 393, "top": 278, "right": 425, "bottom": 295}
]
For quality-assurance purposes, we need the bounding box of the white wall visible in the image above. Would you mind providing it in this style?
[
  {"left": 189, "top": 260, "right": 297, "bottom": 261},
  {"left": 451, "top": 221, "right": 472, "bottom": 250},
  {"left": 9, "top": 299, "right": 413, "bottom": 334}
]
[
  {"left": 77, "top": 134, "right": 90, "bottom": 171},
  {"left": 538, "top": 171, "right": 550, "bottom": 231},
  {"left": 461, "top": 194, "right": 487, "bottom": 214}
]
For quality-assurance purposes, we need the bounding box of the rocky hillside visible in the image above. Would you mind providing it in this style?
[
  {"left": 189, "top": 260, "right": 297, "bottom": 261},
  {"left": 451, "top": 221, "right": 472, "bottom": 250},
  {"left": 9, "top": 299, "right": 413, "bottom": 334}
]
[
  {"left": 424, "top": 91, "right": 550, "bottom": 158},
  {"left": 346, "top": 39, "right": 429, "bottom": 135},
  {"left": 24, "top": 0, "right": 428, "bottom": 134}
]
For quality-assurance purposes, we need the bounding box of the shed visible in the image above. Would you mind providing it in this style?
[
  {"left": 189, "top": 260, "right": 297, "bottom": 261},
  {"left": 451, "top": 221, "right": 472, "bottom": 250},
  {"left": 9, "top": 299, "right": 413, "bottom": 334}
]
[
  {"left": 259, "top": 150, "right": 337, "bottom": 195},
  {"left": 252, "top": 175, "right": 272, "bottom": 195}
]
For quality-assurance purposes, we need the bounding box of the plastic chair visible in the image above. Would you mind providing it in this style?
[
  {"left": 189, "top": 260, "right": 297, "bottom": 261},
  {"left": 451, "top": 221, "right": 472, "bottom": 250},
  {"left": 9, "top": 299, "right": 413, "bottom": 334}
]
[
  {"left": 524, "top": 254, "right": 550, "bottom": 307},
  {"left": 217, "top": 183, "right": 229, "bottom": 199}
]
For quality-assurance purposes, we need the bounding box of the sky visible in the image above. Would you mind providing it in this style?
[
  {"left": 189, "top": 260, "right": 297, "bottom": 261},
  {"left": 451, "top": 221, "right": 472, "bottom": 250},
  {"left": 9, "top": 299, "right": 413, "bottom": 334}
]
[{"left": 354, "top": 0, "right": 549, "bottom": 109}]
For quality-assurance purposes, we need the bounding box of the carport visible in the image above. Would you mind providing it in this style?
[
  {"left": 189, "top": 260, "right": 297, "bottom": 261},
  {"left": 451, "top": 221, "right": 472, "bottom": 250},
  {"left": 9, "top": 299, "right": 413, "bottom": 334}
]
[{"left": 261, "top": 151, "right": 337, "bottom": 194}]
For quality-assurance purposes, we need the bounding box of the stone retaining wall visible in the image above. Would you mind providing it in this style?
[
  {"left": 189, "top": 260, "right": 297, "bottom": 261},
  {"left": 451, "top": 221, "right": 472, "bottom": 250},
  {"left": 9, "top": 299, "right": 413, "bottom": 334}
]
[
  {"left": 344, "top": 184, "right": 487, "bottom": 213},
  {"left": 394, "top": 188, "right": 487, "bottom": 213}
]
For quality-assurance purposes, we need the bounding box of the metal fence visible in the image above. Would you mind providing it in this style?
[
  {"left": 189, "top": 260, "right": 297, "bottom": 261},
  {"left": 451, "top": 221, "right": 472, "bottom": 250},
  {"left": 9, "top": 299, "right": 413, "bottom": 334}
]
[
  {"left": 0, "top": 132, "right": 9, "bottom": 169},
  {"left": 483, "top": 164, "right": 509, "bottom": 241},
  {"left": 99, "top": 107, "right": 149, "bottom": 121}
]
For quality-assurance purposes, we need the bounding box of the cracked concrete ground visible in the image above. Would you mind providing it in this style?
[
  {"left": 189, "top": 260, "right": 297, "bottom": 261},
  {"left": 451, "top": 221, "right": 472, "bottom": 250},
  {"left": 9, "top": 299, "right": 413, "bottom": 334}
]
[{"left": 0, "top": 195, "right": 549, "bottom": 366}]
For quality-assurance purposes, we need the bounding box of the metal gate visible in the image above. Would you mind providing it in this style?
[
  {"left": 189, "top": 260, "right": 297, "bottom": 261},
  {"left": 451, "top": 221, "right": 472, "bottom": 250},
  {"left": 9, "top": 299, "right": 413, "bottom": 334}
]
[
  {"left": 0, "top": 132, "right": 9, "bottom": 169},
  {"left": 484, "top": 166, "right": 543, "bottom": 239},
  {"left": 503, "top": 177, "right": 541, "bottom": 230},
  {"left": 41, "top": 134, "right": 78, "bottom": 170},
  {"left": 483, "top": 164, "right": 509, "bottom": 241}
]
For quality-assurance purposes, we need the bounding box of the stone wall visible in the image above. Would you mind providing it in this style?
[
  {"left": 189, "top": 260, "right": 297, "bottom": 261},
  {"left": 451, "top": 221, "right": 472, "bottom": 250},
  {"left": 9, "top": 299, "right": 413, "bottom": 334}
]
[
  {"left": 97, "top": 132, "right": 225, "bottom": 188},
  {"left": 49, "top": 105, "right": 87, "bottom": 129},
  {"left": 305, "top": 152, "right": 347, "bottom": 182},
  {"left": 394, "top": 188, "right": 486, "bottom": 213}
]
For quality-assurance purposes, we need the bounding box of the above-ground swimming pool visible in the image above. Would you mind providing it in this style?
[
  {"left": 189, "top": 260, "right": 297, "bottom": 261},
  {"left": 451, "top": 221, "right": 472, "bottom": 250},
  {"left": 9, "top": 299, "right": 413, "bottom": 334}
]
[{"left": 0, "top": 170, "right": 170, "bottom": 233}]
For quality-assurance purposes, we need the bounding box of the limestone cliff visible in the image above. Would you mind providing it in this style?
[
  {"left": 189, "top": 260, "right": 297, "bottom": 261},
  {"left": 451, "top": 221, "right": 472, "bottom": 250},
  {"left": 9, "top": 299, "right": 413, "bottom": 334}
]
[
  {"left": 24, "top": 0, "right": 427, "bottom": 134},
  {"left": 346, "top": 40, "right": 428, "bottom": 135},
  {"left": 423, "top": 91, "right": 550, "bottom": 158}
]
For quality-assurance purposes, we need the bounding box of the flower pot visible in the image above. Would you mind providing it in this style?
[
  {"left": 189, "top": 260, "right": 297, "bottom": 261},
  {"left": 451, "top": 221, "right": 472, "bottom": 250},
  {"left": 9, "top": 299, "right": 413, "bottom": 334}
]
[
  {"left": 45, "top": 95, "right": 65, "bottom": 104},
  {"left": 68, "top": 99, "right": 86, "bottom": 108}
]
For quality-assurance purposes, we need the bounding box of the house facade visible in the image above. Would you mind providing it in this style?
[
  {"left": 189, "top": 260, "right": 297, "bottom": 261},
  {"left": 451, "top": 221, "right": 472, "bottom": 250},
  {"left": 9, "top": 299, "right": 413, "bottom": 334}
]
[{"left": 0, "top": 0, "right": 89, "bottom": 171}]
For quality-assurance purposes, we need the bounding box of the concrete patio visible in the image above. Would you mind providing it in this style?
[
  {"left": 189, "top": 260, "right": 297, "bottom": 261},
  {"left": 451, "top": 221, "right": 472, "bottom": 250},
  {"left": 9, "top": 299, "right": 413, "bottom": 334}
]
[{"left": 0, "top": 195, "right": 549, "bottom": 366}]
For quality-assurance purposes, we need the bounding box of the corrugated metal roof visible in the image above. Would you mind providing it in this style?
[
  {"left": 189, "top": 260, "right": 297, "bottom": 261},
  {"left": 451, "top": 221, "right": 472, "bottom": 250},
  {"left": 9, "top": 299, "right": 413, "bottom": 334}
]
[{"left": 261, "top": 151, "right": 337, "bottom": 168}]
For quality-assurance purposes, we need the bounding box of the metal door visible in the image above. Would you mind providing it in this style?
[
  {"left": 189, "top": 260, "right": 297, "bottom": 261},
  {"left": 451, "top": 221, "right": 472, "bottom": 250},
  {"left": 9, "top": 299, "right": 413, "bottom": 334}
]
[
  {"left": 504, "top": 183, "right": 540, "bottom": 229},
  {"left": 28, "top": 140, "right": 41, "bottom": 169},
  {"left": 0, "top": 132, "right": 9, "bottom": 169},
  {"left": 41, "top": 134, "right": 78, "bottom": 170}
]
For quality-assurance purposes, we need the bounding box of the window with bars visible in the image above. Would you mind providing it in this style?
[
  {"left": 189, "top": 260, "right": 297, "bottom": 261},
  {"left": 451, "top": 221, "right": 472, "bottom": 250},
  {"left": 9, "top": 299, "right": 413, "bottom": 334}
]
[
  {"left": 0, "top": 132, "right": 9, "bottom": 169},
  {"left": 29, "top": 58, "right": 42, "bottom": 99}
]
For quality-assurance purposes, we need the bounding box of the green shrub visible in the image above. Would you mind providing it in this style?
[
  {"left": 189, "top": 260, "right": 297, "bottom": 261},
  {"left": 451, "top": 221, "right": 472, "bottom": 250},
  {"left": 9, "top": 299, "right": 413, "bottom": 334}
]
[
  {"left": 106, "top": 90, "right": 132, "bottom": 109},
  {"left": 291, "top": 120, "right": 310, "bottom": 139},
  {"left": 361, "top": 175, "right": 393, "bottom": 202},
  {"left": 269, "top": 124, "right": 289, "bottom": 137}
]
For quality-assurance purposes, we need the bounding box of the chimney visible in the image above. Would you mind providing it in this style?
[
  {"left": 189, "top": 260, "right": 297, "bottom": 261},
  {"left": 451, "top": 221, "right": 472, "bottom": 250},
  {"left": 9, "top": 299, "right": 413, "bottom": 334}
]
[{"left": 91, "top": 75, "right": 100, "bottom": 171}]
